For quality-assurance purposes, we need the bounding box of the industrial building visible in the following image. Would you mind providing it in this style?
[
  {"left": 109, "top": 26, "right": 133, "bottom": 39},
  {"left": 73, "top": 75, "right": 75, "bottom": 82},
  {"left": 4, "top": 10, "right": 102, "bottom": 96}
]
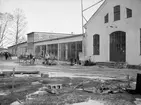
[{"left": 8, "top": 32, "right": 83, "bottom": 61}]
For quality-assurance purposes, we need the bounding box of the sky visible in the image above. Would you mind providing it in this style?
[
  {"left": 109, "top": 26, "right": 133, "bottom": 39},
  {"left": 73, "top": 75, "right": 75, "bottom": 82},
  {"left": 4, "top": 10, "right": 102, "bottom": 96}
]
[{"left": 0, "top": 0, "right": 103, "bottom": 47}]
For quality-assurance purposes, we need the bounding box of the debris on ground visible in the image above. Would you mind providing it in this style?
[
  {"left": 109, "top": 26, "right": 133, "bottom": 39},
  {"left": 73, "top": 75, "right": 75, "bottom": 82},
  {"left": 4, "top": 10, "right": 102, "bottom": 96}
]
[{"left": 0, "top": 74, "right": 140, "bottom": 105}]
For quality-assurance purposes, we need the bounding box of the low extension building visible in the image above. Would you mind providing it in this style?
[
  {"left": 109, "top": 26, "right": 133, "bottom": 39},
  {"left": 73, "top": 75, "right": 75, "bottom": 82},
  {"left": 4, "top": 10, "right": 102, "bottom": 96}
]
[
  {"left": 0, "top": 48, "right": 8, "bottom": 53},
  {"left": 8, "top": 42, "right": 27, "bottom": 56},
  {"left": 8, "top": 32, "right": 83, "bottom": 61}
]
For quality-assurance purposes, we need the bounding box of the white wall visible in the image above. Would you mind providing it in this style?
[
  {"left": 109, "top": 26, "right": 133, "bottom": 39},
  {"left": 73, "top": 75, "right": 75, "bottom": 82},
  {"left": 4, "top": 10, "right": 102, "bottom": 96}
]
[{"left": 85, "top": 0, "right": 141, "bottom": 65}]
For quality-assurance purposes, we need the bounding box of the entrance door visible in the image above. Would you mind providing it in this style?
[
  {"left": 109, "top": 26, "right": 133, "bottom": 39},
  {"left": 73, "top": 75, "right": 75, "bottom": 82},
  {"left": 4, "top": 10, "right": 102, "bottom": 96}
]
[{"left": 110, "top": 31, "right": 126, "bottom": 62}]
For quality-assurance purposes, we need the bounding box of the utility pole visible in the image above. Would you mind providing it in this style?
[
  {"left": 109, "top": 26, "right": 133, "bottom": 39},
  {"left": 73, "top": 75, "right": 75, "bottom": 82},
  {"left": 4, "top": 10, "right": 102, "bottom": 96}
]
[
  {"left": 81, "top": 0, "right": 86, "bottom": 56},
  {"left": 81, "top": 0, "right": 84, "bottom": 34},
  {"left": 80, "top": 0, "right": 104, "bottom": 56}
]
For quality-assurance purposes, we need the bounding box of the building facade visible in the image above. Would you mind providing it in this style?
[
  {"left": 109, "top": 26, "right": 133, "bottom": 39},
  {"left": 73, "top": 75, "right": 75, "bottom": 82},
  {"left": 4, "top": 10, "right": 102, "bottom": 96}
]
[
  {"left": 8, "top": 42, "right": 27, "bottom": 56},
  {"left": 8, "top": 32, "right": 83, "bottom": 61},
  {"left": 34, "top": 34, "right": 83, "bottom": 61},
  {"left": 84, "top": 0, "right": 141, "bottom": 65}
]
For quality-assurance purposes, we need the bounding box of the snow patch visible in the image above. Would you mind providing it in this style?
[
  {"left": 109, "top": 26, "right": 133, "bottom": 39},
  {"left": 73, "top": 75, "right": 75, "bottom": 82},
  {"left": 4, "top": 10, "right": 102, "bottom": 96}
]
[
  {"left": 72, "top": 100, "right": 104, "bottom": 105},
  {"left": 48, "top": 72, "right": 114, "bottom": 80}
]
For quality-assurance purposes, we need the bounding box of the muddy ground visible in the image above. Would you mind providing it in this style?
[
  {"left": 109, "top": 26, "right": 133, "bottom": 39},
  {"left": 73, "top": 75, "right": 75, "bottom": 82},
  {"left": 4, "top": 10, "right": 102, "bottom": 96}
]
[{"left": 0, "top": 75, "right": 140, "bottom": 105}]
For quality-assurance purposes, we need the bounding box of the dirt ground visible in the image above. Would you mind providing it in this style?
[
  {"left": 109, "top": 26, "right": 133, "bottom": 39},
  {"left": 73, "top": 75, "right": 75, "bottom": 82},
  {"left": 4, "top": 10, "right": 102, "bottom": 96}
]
[
  {"left": 0, "top": 75, "right": 140, "bottom": 105},
  {"left": 0, "top": 60, "right": 141, "bottom": 105}
]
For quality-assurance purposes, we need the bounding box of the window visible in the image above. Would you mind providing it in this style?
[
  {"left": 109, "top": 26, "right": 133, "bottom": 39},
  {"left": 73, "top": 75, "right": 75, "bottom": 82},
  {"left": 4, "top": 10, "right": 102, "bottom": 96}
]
[
  {"left": 126, "top": 8, "right": 132, "bottom": 18},
  {"left": 93, "top": 34, "right": 100, "bottom": 55},
  {"left": 114, "top": 5, "right": 120, "bottom": 21},
  {"left": 104, "top": 13, "right": 109, "bottom": 23}
]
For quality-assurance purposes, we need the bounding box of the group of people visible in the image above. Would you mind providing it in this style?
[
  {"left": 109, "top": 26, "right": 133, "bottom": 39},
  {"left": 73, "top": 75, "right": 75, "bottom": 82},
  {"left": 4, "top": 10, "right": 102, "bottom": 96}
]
[
  {"left": 43, "top": 53, "right": 57, "bottom": 65},
  {"left": 0, "top": 52, "right": 11, "bottom": 60},
  {"left": 18, "top": 53, "right": 35, "bottom": 64}
]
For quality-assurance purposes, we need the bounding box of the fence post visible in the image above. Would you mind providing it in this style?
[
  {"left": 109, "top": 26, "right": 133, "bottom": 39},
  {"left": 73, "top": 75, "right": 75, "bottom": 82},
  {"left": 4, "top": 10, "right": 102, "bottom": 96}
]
[
  {"left": 136, "top": 73, "right": 141, "bottom": 94},
  {"left": 11, "top": 68, "right": 15, "bottom": 94}
]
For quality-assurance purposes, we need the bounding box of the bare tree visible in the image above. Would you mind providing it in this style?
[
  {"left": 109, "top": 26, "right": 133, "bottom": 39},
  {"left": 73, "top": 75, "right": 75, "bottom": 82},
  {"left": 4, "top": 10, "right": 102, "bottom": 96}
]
[
  {"left": 0, "top": 12, "right": 13, "bottom": 47},
  {"left": 11, "top": 8, "right": 27, "bottom": 55}
]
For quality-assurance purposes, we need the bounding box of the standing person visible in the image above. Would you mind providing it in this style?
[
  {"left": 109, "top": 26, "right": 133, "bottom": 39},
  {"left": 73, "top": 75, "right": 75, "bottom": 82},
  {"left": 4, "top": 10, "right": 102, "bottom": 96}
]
[
  {"left": 44, "top": 53, "right": 50, "bottom": 65},
  {"left": 29, "top": 53, "right": 33, "bottom": 59},
  {"left": 8, "top": 53, "right": 12, "bottom": 59},
  {"left": 5, "top": 52, "right": 8, "bottom": 60}
]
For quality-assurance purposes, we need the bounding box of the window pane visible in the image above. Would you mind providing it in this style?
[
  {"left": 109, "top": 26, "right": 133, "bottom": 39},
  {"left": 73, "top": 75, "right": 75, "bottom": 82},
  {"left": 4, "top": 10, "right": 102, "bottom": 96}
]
[
  {"left": 104, "top": 13, "right": 108, "bottom": 23},
  {"left": 114, "top": 5, "right": 120, "bottom": 21},
  {"left": 126, "top": 8, "right": 132, "bottom": 18},
  {"left": 114, "top": 5, "right": 120, "bottom": 12}
]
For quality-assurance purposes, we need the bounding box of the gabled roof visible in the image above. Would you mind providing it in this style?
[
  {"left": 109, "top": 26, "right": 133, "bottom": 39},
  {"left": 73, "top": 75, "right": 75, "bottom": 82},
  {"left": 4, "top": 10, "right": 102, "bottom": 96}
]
[{"left": 84, "top": 0, "right": 107, "bottom": 28}]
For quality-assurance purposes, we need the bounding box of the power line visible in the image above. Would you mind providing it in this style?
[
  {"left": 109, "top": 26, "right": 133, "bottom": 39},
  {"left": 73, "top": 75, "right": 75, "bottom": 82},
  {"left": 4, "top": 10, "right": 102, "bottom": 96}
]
[
  {"left": 81, "top": 0, "right": 104, "bottom": 56},
  {"left": 83, "top": 0, "right": 104, "bottom": 12}
]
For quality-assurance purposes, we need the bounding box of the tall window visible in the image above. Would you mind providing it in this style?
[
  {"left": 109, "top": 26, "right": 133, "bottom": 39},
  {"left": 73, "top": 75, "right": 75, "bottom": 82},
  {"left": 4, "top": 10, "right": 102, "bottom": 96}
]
[
  {"left": 126, "top": 8, "right": 132, "bottom": 18},
  {"left": 114, "top": 5, "right": 120, "bottom": 21},
  {"left": 104, "top": 13, "right": 109, "bottom": 23},
  {"left": 93, "top": 34, "right": 100, "bottom": 55}
]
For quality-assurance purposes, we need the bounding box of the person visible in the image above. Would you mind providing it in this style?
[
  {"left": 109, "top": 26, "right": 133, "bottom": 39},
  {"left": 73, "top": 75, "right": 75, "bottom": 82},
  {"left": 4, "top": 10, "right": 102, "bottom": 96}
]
[
  {"left": 29, "top": 53, "right": 35, "bottom": 64},
  {"left": 29, "top": 53, "right": 33, "bottom": 59},
  {"left": 4, "top": 52, "right": 8, "bottom": 60},
  {"left": 70, "top": 58, "right": 74, "bottom": 66},
  {"left": 8, "top": 53, "right": 12, "bottom": 59},
  {"left": 44, "top": 53, "right": 50, "bottom": 65}
]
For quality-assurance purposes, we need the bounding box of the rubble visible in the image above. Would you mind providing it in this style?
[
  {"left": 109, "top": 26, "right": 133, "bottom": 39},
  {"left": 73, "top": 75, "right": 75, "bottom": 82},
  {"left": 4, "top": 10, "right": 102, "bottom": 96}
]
[
  {"left": 0, "top": 75, "right": 138, "bottom": 105},
  {"left": 31, "top": 81, "right": 42, "bottom": 85},
  {"left": 134, "top": 98, "right": 141, "bottom": 105},
  {"left": 41, "top": 73, "right": 49, "bottom": 78},
  {"left": 26, "top": 90, "right": 47, "bottom": 100}
]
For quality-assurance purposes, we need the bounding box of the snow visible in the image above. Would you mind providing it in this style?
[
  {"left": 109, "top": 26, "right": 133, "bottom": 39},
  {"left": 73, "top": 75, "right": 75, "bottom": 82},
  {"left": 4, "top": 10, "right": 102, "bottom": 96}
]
[
  {"left": 72, "top": 100, "right": 104, "bottom": 105},
  {"left": 0, "top": 92, "right": 7, "bottom": 96},
  {"left": 10, "top": 101, "right": 22, "bottom": 105},
  {"left": 48, "top": 72, "right": 114, "bottom": 80}
]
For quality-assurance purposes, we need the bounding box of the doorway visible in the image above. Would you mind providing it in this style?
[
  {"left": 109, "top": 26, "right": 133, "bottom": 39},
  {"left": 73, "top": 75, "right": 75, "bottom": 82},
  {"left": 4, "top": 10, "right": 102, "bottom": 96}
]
[{"left": 110, "top": 31, "right": 126, "bottom": 62}]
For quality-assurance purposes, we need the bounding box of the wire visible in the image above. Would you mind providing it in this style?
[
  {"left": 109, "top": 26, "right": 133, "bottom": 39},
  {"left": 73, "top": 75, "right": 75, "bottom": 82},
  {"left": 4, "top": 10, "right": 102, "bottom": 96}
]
[{"left": 83, "top": 0, "right": 104, "bottom": 12}]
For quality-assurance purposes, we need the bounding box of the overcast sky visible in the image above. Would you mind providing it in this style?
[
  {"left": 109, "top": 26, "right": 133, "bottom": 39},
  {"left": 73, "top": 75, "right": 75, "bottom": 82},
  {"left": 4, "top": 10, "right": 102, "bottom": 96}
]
[
  {"left": 0, "top": 0, "right": 103, "bottom": 34},
  {"left": 0, "top": 0, "right": 103, "bottom": 47}
]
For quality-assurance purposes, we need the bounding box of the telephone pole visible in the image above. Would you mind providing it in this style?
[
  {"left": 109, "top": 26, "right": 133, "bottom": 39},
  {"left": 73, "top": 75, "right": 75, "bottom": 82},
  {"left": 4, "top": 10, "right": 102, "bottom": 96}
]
[
  {"left": 80, "top": 0, "right": 104, "bottom": 56},
  {"left": 81, "top": 0, "right": 84, "bottom": 34}
]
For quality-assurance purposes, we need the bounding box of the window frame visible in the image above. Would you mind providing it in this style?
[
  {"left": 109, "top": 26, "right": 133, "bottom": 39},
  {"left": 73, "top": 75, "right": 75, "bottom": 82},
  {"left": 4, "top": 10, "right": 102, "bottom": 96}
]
[
  {"left": 126, "top": 8, "right": 132, "bottom": 18},
  {"left": 114, "top": 5, "right": 120, "bottom": 21},
  {"left": 104, "top": 13, "right": 109, "bottom": 23}
]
